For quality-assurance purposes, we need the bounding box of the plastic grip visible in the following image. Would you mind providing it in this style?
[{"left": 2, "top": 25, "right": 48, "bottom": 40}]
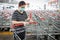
[{"left": 11, "top": 23, "right": 24, "bottom": 28}]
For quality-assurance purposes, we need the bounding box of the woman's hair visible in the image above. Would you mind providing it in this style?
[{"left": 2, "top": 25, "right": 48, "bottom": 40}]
[{"left": 18, "top": 1, "right": 26, "bottom": 7}]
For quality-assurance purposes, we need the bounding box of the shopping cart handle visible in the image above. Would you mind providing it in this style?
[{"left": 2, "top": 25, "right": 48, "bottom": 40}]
[
  {"left": 29, "top": 22, "right": 38, "bottom": 24},
  {"left": 11, "top": 23, "right": 24, "bottom": 28},
  {"left": 40, "top": 18, "right": 45, "bottom": 21}
]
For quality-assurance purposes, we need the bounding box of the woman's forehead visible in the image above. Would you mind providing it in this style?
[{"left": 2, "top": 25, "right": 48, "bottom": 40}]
[{"left": 20, "top": 5, "right": 26, "bottom": 7}]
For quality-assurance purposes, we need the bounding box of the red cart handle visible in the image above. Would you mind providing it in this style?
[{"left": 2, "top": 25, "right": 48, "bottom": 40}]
[{"left": 11, "top": 23, "right": 24, "bottom": 28}]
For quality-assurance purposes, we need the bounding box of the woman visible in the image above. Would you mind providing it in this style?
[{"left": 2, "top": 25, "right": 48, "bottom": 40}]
[{"left": 12, "top": 1, "right": 37, "bottom": 40}]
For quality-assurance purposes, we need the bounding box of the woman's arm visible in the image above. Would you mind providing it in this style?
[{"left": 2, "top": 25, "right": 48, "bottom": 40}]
[{"left": 12, "top": 20, "right": 29, "bottom": 26}]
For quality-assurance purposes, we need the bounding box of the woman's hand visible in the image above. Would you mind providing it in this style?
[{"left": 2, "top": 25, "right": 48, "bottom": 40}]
[{"left": 24, "top": 22, "right": 29, "bottom": 26}]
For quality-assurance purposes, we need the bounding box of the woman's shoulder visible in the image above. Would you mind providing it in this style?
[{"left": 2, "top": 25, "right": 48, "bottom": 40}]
[
  {"left": 14, "top": 10, "right": 18, "bottom": 13},
  {"left": 13, "top": 10, "right": 19, "bottom": 15}
]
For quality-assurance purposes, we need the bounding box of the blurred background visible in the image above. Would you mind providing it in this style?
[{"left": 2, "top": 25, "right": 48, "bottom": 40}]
[{"left": 0, "top": 0, "right": 60, "bottom": 40}]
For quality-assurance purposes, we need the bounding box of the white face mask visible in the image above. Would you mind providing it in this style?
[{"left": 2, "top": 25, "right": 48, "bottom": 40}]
[{"left": 20, "top": 7, "right": 25, "bottom": 12}]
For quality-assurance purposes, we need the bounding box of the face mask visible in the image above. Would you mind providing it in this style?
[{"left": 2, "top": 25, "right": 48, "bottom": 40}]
[{"left": 20, "top": 7, "right": 25, "bottom": 12}]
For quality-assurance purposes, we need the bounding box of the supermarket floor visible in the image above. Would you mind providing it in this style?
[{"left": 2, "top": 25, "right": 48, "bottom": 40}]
[
  {"left": 0, "top": 32, "right": 37, "bottom": 40},
  {"left": 0, "top": 32, "right": 60, "bottom": 40}
]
